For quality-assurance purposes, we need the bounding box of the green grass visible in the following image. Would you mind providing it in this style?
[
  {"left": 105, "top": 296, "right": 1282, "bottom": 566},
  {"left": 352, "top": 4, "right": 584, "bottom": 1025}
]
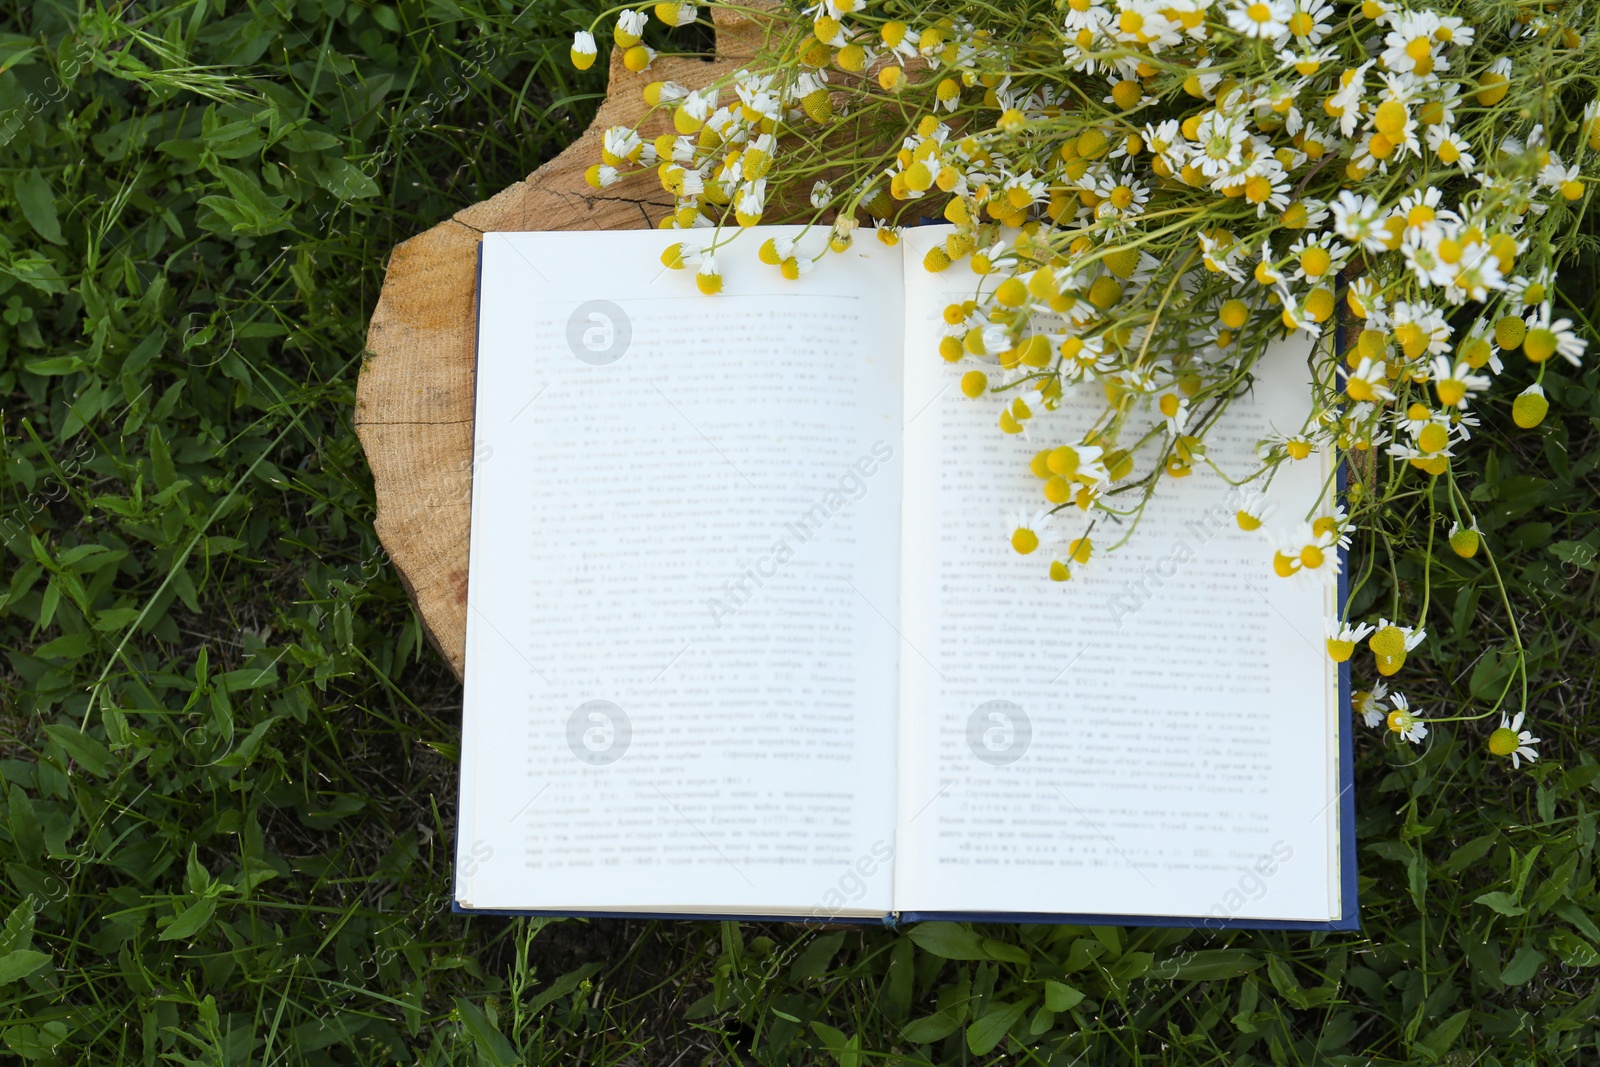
[{"left": 1, "top": 1, "right": 1598, "bottom": 1063}]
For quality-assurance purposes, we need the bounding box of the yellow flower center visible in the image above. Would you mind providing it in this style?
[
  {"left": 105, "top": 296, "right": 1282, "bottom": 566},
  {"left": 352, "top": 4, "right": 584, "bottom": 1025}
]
[
  {"left": 1523, "top": 327, "right": 1558, "bottom": 362},
  {"left": 1305, "top": 288, "right": 1335, "bottom": 322},
  {"left": 1300, "top": 246, "right": 1332, "bottom": 277},
  {"left": 1374, "top": 99, "right": 1408, "bottom": 137},
  {"left": 1488, "top": 727, "right": 1519, "bottom": 756},
  {"left": 1394, "top": 322, "right": 1428, "bottom": 358},
  {"left": 1370, "top": 625, "right": 1405, "bottom": 656}
]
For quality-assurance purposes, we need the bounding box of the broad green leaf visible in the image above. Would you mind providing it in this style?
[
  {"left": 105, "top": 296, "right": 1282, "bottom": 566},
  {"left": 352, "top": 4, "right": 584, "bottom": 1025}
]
[
  {"left": 1442, "top": 834, "right": 1496, "bottom": 875},
  {"left": 158, "top": 892, "right": 219, "bottom": 941},
  {"left": 882, "top": 936, "right": 913, "bottom": 1020},
  {"left": 981, "top": 937, "right": 1031, "bottom": 964},
  {"left": 899, "top": 1012, "right": 961, "bottom": 1044},
  {"left": 908, "top": 921, "right": 986, "bottom": 960},
  {"left": 12, "top": 172, "right": 64, "bottom": 244},
  {"left": 1109, "top": 951, "right": 1153, "bottom": 983},
  {"left": 1474, "top": 890, "right": 1526, "bottom": 917},
  {"left": 32, "top": 632, "right": 95, "bottom": 660},
  {"left": 1044, "top": 979, "right": 1085, "bottom": 1012},
  {"left": 0, "top": 899, "right": 35, "bottom": 955},
  {"left": 0, "top": 949, "right": 50, "bottom": 986},
  {"left": 213, "top": 715, "right": 282, "bottom": 768},
  {"left": 523, "top": 962, "right": 601, "bottom": 1015},
  {"left": 966, "top": 1000, "right": 1026, "bottom": 1055},
  {"left": 451, "top": 998, "right": 517, "bottom": 1067},
  {"left": 1414, "top": 1009, "right": 1471, "bottom": 1062},
  {"left": 788, "top": 931, "right": 846, "bottom": 979},
  {"left": 1153, "top": 948, "right": 1263, "bottom": 981},
  {"left": 1266, "top": 956, "right": 1309, "bottom": 1009},
  {"left": 1555, "top": 902, "right": 1600, "bottom": 943},
  {"left": 4, "top": 791, "right": 42, "bottom": 863},
  {"left": 1499, "top": 946, "right": 1545, "bottom": 986},
  {"left": 316, "top": 157, "right": 381, "bottom": 201},
  {"left": 1549, "top": 932, "right": 1600, "bottom": 968},
  {"left": 2, "top": 252, "right": 68, "bottom": 293},
  {"left": 1062, "top": 937, "right": 1105, "bottom": 972},
  {"left": 811, "top": 1020, "right": 860, "bottom": 1066},
  {"left": 20, "top": 355, "right": 85, "bottom": 375},
  {"left": 42, "top": 723, "right": 112, "bottom": 777}
]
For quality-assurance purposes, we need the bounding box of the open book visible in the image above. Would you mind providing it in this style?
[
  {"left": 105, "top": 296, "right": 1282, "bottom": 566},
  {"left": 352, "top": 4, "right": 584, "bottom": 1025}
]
[{"left": 456, "top": 225, "right": 1357, "bottom": 929}]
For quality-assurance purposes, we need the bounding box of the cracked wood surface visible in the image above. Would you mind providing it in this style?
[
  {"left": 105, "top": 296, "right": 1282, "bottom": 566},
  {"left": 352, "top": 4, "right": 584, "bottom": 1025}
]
[{"left": 356, "top": 10, "right": 767, "bottom": 678}]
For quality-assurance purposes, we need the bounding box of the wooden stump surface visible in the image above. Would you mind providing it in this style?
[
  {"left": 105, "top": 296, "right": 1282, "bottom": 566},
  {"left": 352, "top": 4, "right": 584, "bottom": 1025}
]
[{"left": 356, "top": 11, "right": 768, "bottom": 679}]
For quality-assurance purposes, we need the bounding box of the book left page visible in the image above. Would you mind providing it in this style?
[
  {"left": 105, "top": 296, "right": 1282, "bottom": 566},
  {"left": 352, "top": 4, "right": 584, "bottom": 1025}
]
[{"left": 457, "top": 228, "right": 903, "bottom": 917}]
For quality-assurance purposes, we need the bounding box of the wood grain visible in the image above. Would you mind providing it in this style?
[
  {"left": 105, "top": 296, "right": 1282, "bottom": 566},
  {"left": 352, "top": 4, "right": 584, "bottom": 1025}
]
[{"left": 356, "top": 10, "right": 769, "bottom": 678}]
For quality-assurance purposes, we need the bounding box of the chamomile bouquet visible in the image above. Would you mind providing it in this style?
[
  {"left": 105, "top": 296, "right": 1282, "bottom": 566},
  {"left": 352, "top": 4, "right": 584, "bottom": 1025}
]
[{"left": 573, "top": 0, "right": 1600, "bottom": 765}]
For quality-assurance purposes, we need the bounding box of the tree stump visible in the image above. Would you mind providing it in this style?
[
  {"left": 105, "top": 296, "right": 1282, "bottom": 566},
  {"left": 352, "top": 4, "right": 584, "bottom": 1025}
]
[{"left": 356, "top": 11, "right": 768, "bottom": 679}]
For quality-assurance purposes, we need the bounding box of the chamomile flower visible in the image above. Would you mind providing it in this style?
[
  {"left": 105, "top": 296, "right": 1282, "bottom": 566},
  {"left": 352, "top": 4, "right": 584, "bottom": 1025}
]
[
  {"left": 1354, "top": 679, "right": 1390, "bottom": 727},
  {"left": 1325, "top": 61, "right": 1373, "bottom": 138},
  {"left": 615, "top": 8, "right": 648, "bottom": 44},
  {"left": 1199, "top": 230, "right": 1247, "bottom": 281},
  {"left": 656, "top": 2, "right": 699, "bottom": 26},
  {"left": 1426, "top": 125, "right": 1475, "bottom": 173},
  {"left": 1331, "top": 191, "right": 1387, "bottom": 253},
  {"left": 1339, "top": 363, "right": 1393, "bottom": 418},
  {"left": 1288, "top": 233, "right": 1349, "bottom": 282},
  {"left": 1487, "top": 712, "right": 1540, "bottom": 768},
  {"left": 1448, "top": 519, "right": 1481, "bottom": 557},
  {"left": 1312, "top": 504, "right": 1351, "bottom": 547},
  {"left": 1521, "top": 304, "right": 1588, "bottom": 366},
  {"left": 1272, "top": 523, "right": 1340, "bottom": 581},
  {"left": 1194, "top": 110, "right": 1249, "bottom": 177},
  {"left": 1384, "top": 692, "right": 1427, "bottom": 744},
  {"left": 1368, "top": 617, "right": 1425, "bottom": 676},
  {"left": 1325, "top": 619, "right": 1375, "bottom": 662},
  {"left": 1008, "top": 508, "right": 1054, "bottom": 555},
  {"left": 1427, "top": 357, "right": 1490, "bottom": 409},
  {"left": 1391, "top": 300, "right": 1452, "bottom": 359},
  {"left": 1234, "top": 485, "right": 1276, "bottom": 530},
  {"left": 1227, "top": 0, "right": 1293, "bottom": 40},
  {"left": 1093, "top": 169, "right": 1151, "bottom": 224},
  {"left": 1280, "top": 0, "right": 1334, "bottom": 45},
  {"left": 570, "top": 30, "right": 599, "bottom": 69},
  {"left": 1253, "top": 240, "right": 1285, "bottom": 286},
  {"left": 1382, "top": 11, "right": 1451, "bottom": 77}
]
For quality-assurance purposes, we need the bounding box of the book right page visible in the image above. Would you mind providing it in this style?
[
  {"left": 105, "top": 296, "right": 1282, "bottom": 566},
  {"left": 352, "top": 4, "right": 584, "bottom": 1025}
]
[{"left": 894, "top": 226, "right": 1341, "bottom": 923}]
